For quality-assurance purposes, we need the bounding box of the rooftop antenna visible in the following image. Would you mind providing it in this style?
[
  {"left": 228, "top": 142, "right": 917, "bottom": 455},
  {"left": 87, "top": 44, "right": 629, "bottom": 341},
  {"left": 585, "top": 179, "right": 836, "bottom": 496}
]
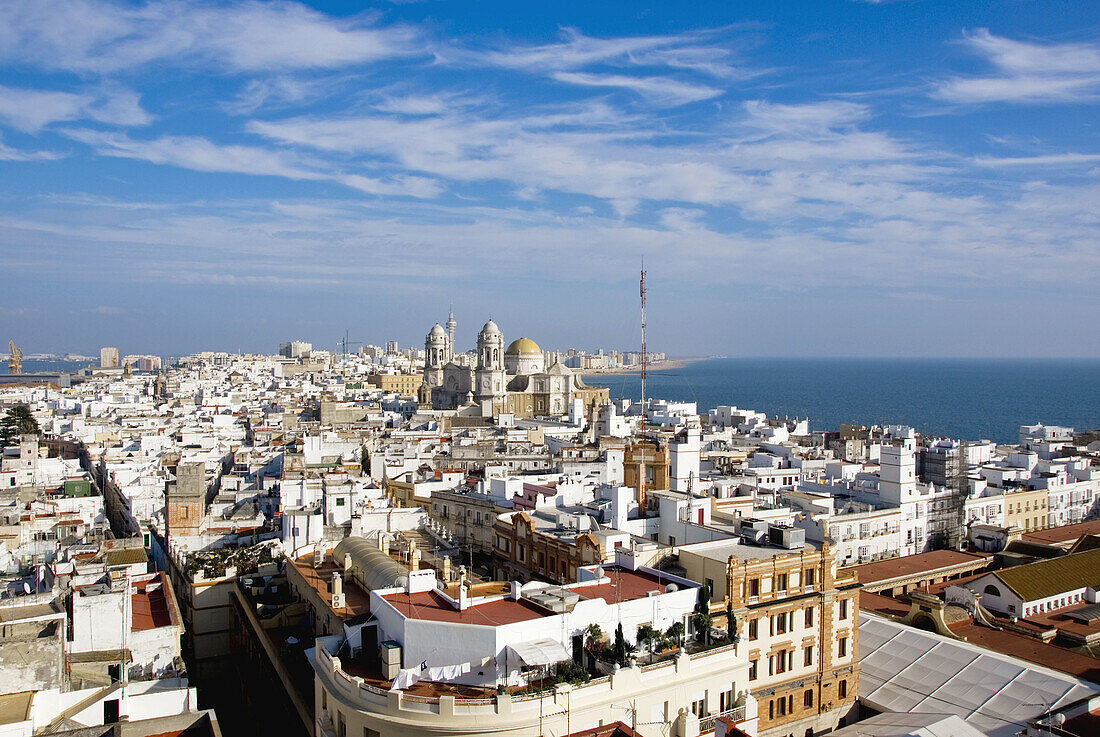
[
  {"left": 635, "top": 259, "right": 648, "bottom": 518},
  {"left": 639, "top": 260, "right": 647, "bottom": 412}
]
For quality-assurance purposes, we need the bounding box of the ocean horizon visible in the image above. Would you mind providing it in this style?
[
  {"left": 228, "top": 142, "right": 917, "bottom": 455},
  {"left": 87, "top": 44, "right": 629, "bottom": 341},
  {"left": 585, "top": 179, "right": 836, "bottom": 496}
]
[{"left": 584, "top": 357, "right": 1100, "bottom": 444}]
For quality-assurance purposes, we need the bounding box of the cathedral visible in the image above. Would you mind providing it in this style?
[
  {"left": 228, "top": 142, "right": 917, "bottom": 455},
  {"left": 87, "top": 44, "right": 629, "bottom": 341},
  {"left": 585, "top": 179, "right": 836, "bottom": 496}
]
[{"left": 419, "top": 314, "right": 610, "bottom": 418}]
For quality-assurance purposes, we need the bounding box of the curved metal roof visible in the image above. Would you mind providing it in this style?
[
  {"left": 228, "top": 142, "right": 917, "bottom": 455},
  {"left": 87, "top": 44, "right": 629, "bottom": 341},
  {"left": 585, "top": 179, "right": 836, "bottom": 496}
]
[{"left": 334, "top": 536, "right": 409, "bottom": 592}]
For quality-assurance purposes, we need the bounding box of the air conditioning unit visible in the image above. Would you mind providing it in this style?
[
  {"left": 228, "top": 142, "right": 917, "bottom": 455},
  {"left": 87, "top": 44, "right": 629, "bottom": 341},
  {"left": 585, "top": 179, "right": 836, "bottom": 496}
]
[{"left": 331, "top": 593, "right": 346, "bottom": 609}]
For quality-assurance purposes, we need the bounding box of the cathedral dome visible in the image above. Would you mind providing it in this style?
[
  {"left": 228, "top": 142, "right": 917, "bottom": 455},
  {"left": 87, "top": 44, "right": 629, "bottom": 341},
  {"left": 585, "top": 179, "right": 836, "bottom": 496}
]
[
  {"left": 479, "top": 320, "right": 502, "bottom": 338},
  {"left": 505, "top": 338, "right": 541, "bottom": 356},
  {"left": 428, "top": 323, "right": 446, "bottom": 338}
]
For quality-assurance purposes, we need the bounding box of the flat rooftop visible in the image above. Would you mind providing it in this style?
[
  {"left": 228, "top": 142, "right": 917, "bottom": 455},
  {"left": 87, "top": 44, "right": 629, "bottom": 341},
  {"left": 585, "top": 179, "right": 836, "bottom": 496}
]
[
  {"left": 680, "top": 537, "right": 818, "bottom": 563},
  {"left": 847, "top": 549, "right": 991, "bottom": 585},
  {"left": 131, "top": 574, "right": 178, "bottom": 632},
  {"left": 1024, "top": 519, "right": 1100, "bottom": 545},
  {"left": 289, "top": 552, "right": 372, "bottom": 619},
  {"left": 381, "top": 567, "right": 689, "bottom": 625}
]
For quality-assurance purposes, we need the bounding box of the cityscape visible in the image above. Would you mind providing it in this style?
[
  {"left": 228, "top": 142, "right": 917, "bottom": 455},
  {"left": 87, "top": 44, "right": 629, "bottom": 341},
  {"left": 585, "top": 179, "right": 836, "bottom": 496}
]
[
  {"left": 2, "top": 2, "right": 1100, "bottom": 737},
  {"left": 1, "top": 323, "right": 1099, "bottom": 737}
]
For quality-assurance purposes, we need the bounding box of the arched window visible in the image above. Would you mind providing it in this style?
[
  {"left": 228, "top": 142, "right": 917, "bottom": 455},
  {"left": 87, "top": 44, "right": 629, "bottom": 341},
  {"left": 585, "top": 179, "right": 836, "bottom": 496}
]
[
  {"left": 493, "top": 348, "right": 499, "bottom": 363},
  {"left": 984, "top": 584, "right": 1001, "bottom": 597}
]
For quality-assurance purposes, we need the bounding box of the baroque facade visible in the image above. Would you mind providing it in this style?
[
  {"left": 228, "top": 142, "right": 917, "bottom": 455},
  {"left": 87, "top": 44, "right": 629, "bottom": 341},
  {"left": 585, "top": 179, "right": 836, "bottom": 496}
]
[{"left": 419, "top": 315, "right": 609, "bottom": 418}]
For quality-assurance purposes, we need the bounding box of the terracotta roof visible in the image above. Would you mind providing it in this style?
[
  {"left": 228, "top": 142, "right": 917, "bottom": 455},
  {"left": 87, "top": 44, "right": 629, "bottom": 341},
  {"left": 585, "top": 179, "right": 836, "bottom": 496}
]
[
  {"left": 847, "top": 549, "right": 991, "bottom": 585},
  {"left": 1023, "top": 518, "right": 1100, "bottom": 545},
  {"left": 995, "top": 547, "right": 1100, "bottom": 602}
]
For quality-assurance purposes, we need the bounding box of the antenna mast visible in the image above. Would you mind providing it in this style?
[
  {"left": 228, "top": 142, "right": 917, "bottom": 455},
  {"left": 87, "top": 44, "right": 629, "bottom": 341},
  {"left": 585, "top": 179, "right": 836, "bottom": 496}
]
[{"left": 640, "top": 262, "right": 647, "bottom": 410}]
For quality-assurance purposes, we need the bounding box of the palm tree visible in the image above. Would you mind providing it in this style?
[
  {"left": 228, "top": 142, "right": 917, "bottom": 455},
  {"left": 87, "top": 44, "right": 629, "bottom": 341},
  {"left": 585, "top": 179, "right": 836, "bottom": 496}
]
[{"left": 0, "top": 405, "right": 39, "bottom": 447}]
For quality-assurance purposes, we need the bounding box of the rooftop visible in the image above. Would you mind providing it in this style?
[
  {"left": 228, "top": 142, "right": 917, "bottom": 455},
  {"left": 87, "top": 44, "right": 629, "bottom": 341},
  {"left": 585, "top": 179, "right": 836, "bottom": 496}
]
[
  {"left": 289, "top": 552, "right": 372, "bottom": 619},
  {"left": 994, "top": 547, "right": 1100, "bottom": 602},
  {"left": 1023, "top": 518, "right": 1100, "bottom": 545},
  {"left": 381, "top": 567, "right": 689, "bottom": 625},
  {"left": 680, "top": 536, "right": 819, "bottom": 564},
  {"left": 131, "top": 573, "right": 179, "bottom": 632},
  {"left": 847, "top": 549, "right": 992, "bottom": 585}
]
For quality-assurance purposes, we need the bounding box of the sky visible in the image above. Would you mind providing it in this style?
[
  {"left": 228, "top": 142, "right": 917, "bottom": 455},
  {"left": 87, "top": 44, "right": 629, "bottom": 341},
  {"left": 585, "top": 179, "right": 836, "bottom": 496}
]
[{"left": 1, "top": 0, "right": 1098, "bottom": 358}]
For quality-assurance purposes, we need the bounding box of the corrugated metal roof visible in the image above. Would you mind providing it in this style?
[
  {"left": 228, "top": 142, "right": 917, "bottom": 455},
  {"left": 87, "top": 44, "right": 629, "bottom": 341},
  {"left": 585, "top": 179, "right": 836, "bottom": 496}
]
[
  {"left": 104, "top": 547, "right": 148, "bottom": 566},
  {"left": 995, "top": 547, "right": 1100, "bottom": 603}
]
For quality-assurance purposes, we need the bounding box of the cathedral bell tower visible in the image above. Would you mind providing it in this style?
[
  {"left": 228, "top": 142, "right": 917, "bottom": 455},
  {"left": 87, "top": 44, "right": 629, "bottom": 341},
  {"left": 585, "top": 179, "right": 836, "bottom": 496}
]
[
  {"left": 424, "top": 323, "right": 447, "bottom": 391},
  {"left": 475, "top": 319, "right": 505, "bottom": 412}
]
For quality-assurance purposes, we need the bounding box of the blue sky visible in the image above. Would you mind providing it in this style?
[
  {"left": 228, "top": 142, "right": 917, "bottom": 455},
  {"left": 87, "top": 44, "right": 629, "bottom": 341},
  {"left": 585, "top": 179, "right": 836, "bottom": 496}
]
[{"left": 1, "top": 0, "right": 1098, "bottom": 358}]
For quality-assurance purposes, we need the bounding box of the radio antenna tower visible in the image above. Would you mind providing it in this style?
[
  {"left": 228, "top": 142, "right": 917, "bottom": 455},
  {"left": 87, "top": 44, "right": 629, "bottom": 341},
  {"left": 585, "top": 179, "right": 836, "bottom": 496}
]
[{"left": 640, "top": 260, "right": 647, "bottom": 411}]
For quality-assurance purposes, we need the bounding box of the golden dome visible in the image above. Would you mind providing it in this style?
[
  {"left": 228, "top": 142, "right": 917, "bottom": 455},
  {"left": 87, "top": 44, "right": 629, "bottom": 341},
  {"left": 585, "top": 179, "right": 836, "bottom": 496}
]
[{"left": 505, "top": 338, "right": 541, "bottom": 355}]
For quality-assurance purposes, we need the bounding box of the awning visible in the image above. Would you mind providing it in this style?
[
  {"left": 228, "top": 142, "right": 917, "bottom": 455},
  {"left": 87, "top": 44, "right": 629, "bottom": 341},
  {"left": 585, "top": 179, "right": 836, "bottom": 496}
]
[{"left": 506, "top": 638, "right": 571, "bottom": 667}]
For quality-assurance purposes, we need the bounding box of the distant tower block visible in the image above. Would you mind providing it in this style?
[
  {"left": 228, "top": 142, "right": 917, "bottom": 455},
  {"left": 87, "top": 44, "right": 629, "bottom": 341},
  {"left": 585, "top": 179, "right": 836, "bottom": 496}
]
[{"left": 100, "top": 346, "right": 119, "bottom": 369}]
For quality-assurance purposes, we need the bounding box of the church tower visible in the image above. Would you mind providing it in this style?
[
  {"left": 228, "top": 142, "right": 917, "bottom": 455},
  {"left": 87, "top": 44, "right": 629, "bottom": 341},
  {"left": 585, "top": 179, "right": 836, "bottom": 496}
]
[
  {"left": 475, "top": 319, "right": 505, "bottom": 412},
  {"left": 424, "top": 323, "right": 447, "bottom": 391}
]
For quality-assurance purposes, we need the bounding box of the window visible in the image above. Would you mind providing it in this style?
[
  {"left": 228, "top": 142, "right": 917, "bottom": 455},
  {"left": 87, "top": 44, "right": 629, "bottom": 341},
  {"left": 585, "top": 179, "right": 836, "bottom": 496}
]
[
  {"left": 805, "top": 568, "right": 815, "bottom": 586},
  {"left": 691, "top": 698, "right": 705, "bottom": 717},
  {"left": 720, "top": 687, "right": 735, "bottom": 712},
  {"left": 749, "top": 578, "right": 760, "bottom": 598},
  {"left": 838, "top": 637, "right": 848, "bottom": 658},
  {"left": 804, "top": 606, "right": 814, "bottom": 627},
  {"left": 777, "top": 573, "right": 788, "bottom": 591},
  {"left": 749, "top": 618, "right": 758, "bottom": 640},
  {"left": 749, "top": 659, "right": 758, "bottom": 681},
  {"left": 840, "top": 599, "right": 849, "bottom": 620},
  {"left": 804, "top": 645, "right": 813, "bottom": 666},
  {"left": 984, "top": 584, "right": 1001, "bottom": 597},
  {"left": 838, "top": 679, "right": 848, "bottom": 698},
  {"left": 804, "top": 690, "right": 814, "bottom": 708},
  {"left": 322, "top": 689, "right": 327, "bottom": 710},
  {"left": 336, "top": 497, "right": 346, "bottom": 506},
  {"left": 777, "top": 697, "right": 788, "bottom": 716},
  {"left": 365, "top": 729, "right": 380, "bottom": 737}
]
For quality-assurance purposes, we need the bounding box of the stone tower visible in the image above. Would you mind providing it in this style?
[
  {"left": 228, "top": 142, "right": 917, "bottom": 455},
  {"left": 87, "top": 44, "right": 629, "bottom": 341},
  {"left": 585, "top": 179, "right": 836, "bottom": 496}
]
[{"left": 167, "top": 461, "right": 207, "bottom": 540}]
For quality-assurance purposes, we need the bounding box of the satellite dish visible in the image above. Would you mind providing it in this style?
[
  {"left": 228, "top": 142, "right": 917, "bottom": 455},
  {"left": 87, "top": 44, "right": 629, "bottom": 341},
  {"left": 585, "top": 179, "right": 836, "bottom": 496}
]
[
  {"left": 396, "top": 576, "right": 408, "bottom": 589},
  {"left": 592, "top": 566, "right": 604, "bottom": 579},
  {"left": 665, "top": 583, "right": 679, "bottom": 593}
]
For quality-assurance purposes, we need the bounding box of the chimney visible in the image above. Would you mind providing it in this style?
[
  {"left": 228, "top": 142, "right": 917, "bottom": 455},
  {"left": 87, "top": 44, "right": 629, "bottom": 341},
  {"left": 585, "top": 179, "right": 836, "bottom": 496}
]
[
  {"left": 343, "top": 553, "right": 352, "bottom": 574},
  {"left": 510, "top": 580, "right": 521, "bottom": 600}
]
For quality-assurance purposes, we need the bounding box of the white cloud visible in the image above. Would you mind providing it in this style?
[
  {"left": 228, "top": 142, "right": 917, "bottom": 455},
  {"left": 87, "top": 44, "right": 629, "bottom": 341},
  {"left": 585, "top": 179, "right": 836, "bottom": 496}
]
[
  {"left": 0, "top": 83, "right": 151, "bottom": 132},
  {"left": 934, "top": 29, "right": 1100, "bottom": 104},
  {"left": 0, "top": 86, "right": 88, "bottom": 132},
  {"left": 0, "top": 134, "right": 63, "bottom": 161},
  {"left": 62, "top": 129, "right": 327, "bottom": 180},
  {"left": 0, "top": 0, "right": 421, "bottom": 74},
  {"left": 551, "top": 72, "right": 721, "bottom": 106},
  {"left": 972, "top": 153, "right": 1100, "bottom": 167}
]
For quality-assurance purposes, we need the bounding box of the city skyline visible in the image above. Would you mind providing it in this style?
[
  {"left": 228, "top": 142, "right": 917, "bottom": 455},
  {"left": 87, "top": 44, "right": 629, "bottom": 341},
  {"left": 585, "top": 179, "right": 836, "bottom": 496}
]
[{"left": 2, "top": 1, "right": 1099, "bottom": 357}]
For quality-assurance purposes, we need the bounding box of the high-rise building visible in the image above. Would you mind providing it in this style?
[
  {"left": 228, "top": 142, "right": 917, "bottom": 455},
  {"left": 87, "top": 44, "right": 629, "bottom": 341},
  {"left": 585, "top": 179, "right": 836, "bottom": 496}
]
[
  {"left": 279, "top": 340, "right": 312, "bottom": 359},
  {"left": 100, "top": 346, "right": 119, "bottom": 368}
]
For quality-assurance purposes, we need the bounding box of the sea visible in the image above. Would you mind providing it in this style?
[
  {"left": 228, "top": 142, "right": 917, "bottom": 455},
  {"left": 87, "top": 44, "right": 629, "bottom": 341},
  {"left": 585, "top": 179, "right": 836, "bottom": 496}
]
[{"left": 584, "top": 358, "right": 1100, "bottom": 444}]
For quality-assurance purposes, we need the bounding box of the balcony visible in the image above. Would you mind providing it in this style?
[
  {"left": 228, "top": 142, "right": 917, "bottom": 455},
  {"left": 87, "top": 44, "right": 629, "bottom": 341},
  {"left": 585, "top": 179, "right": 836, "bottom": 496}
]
[{"left": 699, "top": 704, "right": 747, "bottom": 733}]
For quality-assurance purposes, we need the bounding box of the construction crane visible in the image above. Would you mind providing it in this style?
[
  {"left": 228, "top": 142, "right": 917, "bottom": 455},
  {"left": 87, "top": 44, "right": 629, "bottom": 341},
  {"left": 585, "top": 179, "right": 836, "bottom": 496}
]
[
  {"left": 7, "top": 340, "right": 22, "bottom": 374},
  {"left": 337, "top": 331, "right": 362, "bottom": 361}
]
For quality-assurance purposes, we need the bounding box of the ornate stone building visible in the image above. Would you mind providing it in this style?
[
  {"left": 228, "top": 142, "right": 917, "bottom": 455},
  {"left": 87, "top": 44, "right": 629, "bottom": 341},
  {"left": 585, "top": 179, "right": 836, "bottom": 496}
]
[{"left": 419, "top": 315, "right": 609, "bottom": 419}]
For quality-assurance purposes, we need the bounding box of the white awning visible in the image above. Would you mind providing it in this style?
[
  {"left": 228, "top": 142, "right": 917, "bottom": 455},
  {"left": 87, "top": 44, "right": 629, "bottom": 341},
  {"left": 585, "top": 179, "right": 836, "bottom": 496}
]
[{"left": 506, "top": 639, "right": 571, "bottom": 667}]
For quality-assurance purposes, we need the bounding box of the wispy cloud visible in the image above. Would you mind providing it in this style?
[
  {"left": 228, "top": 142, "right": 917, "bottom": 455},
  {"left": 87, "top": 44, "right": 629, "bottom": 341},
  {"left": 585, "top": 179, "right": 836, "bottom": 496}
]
[
  {"left": 972, "top": 152, "right": 1100, "bottom": 166},
  {"left": 0, "top": 83, "right": 150, "bottom": 132},
  {"left": 934, "top": 29, "right": 1100, "bottom": 104},
  {"left": 550, "top": 72, "right": 721, "bottom": 106},
  {"left": 0, "top": 135, "right": 63, "bottom": 161},
  {"left": 0, "top": 0, "right": 422, "bottom": 74}
]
